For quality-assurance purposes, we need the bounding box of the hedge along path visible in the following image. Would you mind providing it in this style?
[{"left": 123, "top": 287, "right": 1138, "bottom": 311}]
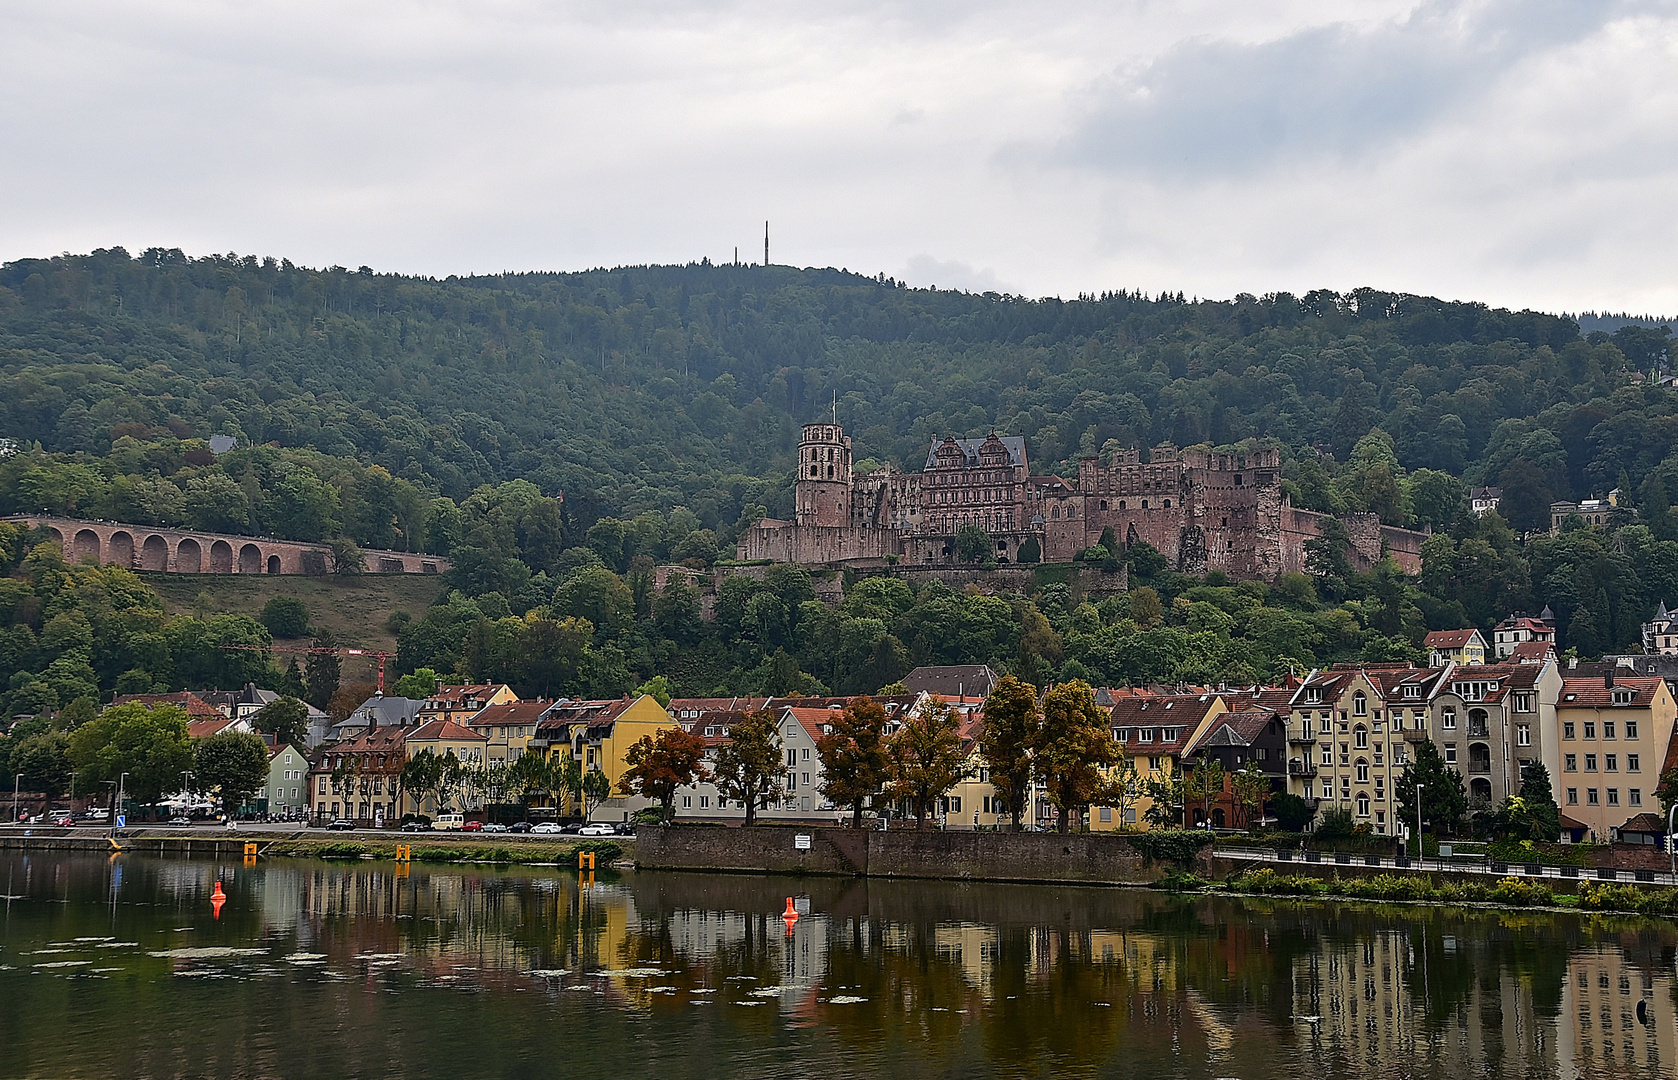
[{"left": 262, "top": 837, "right": 625, "bottom": 866}]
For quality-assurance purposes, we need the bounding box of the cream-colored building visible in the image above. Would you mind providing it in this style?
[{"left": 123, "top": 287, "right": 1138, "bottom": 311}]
[{"left": 1548, "top": 675, "right": 1677, "bottom": 841}]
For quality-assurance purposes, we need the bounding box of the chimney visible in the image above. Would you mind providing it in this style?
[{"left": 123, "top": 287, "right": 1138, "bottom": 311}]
[{"left": 1605, "top": 668, "right": 1615, "bottom": 689}]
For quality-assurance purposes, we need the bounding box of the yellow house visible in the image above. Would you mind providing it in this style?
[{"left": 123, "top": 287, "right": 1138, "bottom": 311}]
[
  {"left": 531, "top": 695, "right": 678, "bottom": 822},
  {"left": 1095, "top": 693, "right": 1229, "bottom": 831},
  {"left": 467, "top": 700, "right": 549, "bottom": 764},
  {"left": 1425, "top": 629, "right": 1488, "bottom": 667}
]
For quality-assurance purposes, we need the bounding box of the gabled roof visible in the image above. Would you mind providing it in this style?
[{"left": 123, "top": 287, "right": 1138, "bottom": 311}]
[
  {"left": 407, "top": 718, "right": 487, "bottom": 742},
  {"left": 781, "top": 707, "right": 839, "bottom": 743},
  {"left": 535, "top": 698, "right": 642, "bottom": 738},
  {"left": 1108, "top": 694, "right": 1218, "bottom": 752},
  {"left": 668, "top": 696, "right": 773, "bottom": 719},
  {"left": 316, "top": 725, "right": 408, "bottom": 760},
  {"left": 187, "top": 717, "right": 240, "bottom": 740},
  {"left": 1424, "top": 629, "right": 1482, "bottom": 649},
  {"left": 1508, "top": 641, "right": 1557, "bottom": 663},
  {"left": 426, "top": 683, "right": 514, "bottom": 707},
  {"left": 1619, "top": 812, "right": 1666, "bottom": 835},
  {"left": 347, "top": 695, "right": 425, "bottom": 727},
  {"left": 903, "top": 665, "right": 998, "bottom": 698},
  {"left": 1183, "top": 708, "right": 1278, "bottom": 754},
  {"left": 924, "top": 434, "right": 1026, "bottom": 469},
  {"left": 1558, "top": 676, "right": 1665, "bottom": 708}
]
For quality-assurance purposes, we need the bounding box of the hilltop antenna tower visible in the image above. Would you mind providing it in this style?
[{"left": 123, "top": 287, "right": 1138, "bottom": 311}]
[{"left": 764, "top": 221, "right": 770, "bottom": 266}]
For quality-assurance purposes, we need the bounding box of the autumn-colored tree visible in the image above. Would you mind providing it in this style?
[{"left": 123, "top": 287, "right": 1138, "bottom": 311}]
[
  {"left": 327, "top": 682, "right": 377, "bottom": 725},
  {"left": 619, "top": 726, "right": 710, "bottom": 822},
  {"left": 817, "top": 697, "right": 892, "bottom": 828},
  {"left": 888, "top": 699, "right": 970, "bottom": 830},
  {"left": 712, "top": 709, "right": 782, "bottom": 826},
  {"left": 978, "top": 676, "right": 1038, "bottom": 830},
  {"left": 1031, "top": 680, "right": 1120, "bottom": 834}
]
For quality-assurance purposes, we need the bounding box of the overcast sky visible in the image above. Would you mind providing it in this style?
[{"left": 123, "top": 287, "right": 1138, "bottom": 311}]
[{"left": 4, "top": 0, "right": 1676, "bottom": 312}]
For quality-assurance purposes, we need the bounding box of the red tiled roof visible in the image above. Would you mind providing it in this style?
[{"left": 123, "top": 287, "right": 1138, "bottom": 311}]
[
  {"left": 1558, "top": 676, "right": 1664, "bottom": 708},
  {"left": 467, "top": 701, "right": 550, "bottom": 727},
  {"left": 407, "top": 719, "right": 487, "bottom": 742},
  {"left": 1424, "top": 629, "right": 1480, "bottom": 648},
  {"left": 536, "top": 698, "right": 639, "bottom": 737},
  {"left": 112, "top": 691, "right": 222, "bottom": 717},
  {"left": 187, "top": 717, "right": 239, "bottom": 739},
  {"left": 782, "top": 707, "right": 840, "bottom": 742},
  {"left": 1508, "top": 641, "right": 1556, "bottom": 662}
]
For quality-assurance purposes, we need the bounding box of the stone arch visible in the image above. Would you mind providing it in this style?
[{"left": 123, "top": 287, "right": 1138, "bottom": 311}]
[
  {"left": 73, "top": 528, "right": 101, "bottom": 564},
  {"left": 176, "top": 537, "right": 203, "bottom": 573},
  {"left": 1470, "top": 777, "right": 1493, "bottom": 802},
  {"left": 108, "top": 531, "right": 135, "bottom": 568},
  {"left": 238, "top": 543, "right": 262, "bottom": 575},
  {"left": 140, "top": 535, "right": 170, "bottom": 570},
  {"left": 209, "top": 539, "right": 234, "bottom": 573},
  {"left": 267, "top": 554, "right": 282, "bottom": 575},
  {"left": 48, "top": 527, "right": 66, "bottom": 547}
]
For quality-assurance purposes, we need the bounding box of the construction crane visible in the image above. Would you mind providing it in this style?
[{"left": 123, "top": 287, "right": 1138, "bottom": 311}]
[{"left": 219, "top": 643, "right": 397, "bottom": 693}]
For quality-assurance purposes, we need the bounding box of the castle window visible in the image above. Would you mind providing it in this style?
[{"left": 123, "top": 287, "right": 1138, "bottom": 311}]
[
  {"left": 1101, "top": 500, "right": 1108, "bottom": 510},
  {"left": 810, "top": 466, "right": 818, "bottom": 477},
  {"left": 827, "top": 465, "right": 834, "bottom": 478},
  {"left": 1162, "top": 499, "right": 1170, "bottom": 508},
  {"left": 1119, "top": 501, "right": 1126, "bottom": 509},
  {"left": 1234, "top": 474, "right": 1243, "bottom": 486},
  {"left": 1141, "top": 500, "right": 1149, "bottom": 509}
]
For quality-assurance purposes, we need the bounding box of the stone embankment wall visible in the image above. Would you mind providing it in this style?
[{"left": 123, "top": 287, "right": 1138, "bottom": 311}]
[{"left": 633, "top": 826, "right": 1174, "bottom": 885}]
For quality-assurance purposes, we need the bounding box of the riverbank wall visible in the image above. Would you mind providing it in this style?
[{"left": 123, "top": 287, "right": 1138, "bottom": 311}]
[
  {"left": 633, "top": 826, "right": 1174, "bottom": 884},
  {"left": 0, "top": 830, "right": 631, "bottom": 864}
]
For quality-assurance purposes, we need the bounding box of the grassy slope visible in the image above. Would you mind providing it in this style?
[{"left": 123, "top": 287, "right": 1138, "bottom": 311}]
[{"left": 142, "top": 573, "right": 446, "bottom": 659}]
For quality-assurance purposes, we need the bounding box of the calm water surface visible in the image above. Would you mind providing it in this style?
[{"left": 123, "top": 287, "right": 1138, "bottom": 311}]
[{"left": 0, "top": 852, "right": 1675, "bottom": 1079}]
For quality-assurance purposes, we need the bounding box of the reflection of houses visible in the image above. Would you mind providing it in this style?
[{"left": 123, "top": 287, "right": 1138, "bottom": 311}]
[{"left": 1557, "top": 945, "right": 1678, "bottom": 1076}]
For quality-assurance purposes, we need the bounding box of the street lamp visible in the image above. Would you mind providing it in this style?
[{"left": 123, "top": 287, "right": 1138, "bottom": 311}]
[
  {"left": 1415, "top": 782, "right": 1425, "bottom": 871},
  {"left": 11, "top": 773, "right": 20, "bottom": 824},
  {"left": 115, "top": 772, "right": 128, "bottom": 829}
]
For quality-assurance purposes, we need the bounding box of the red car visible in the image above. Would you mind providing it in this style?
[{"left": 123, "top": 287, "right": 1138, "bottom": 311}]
[{"left": 461, "top": 820, "right": 484, "bottom": 832}]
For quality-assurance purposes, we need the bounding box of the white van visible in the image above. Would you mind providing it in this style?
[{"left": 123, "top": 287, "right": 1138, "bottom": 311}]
[{"left": 432, "top": 813, "right": 465, "bottom": 831}]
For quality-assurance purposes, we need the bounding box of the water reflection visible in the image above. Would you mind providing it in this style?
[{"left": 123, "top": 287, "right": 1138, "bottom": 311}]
[{"left": 0, "top": 852, "right": 1675, "bottom": 1079}]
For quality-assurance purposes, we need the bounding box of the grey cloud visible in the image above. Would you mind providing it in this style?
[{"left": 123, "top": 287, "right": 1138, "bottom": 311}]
[
  {"left": 901, "top": 255, "right": 1011, "bottom": 294},
  {"left": 1058, "top": 0, "right": 1630, "bottom": 177}
]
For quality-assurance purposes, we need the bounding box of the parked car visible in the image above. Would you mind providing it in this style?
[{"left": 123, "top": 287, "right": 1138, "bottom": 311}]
[
  {"left": 48, "top": 809, "right": 72, "bottom": 824},
  {"left": 480, "top": 823, "right": 508, "bottom": 833},
  {"left": 432, "top": 814, "right": 465, "bottom": 831},
  {"left": 326, "top": 819, "right": 357, "bottom": 831},
  {"left": 532, "top": 822, "right": 564, "bottom": 834},
  {"left": 578, "top": 823, "right": 615, "bottom": 837},
  {"left": 508, "top": 822, "right": 533, "bottom": 833},
  {"left": 400, "top": 821, "right": 430, "bottom": 832},
  {"left": 613, "top": 822, "right": 636, "bottom": 835},
  {"left": 559, "top": 822, "right": 584, "bottom": 835},
  {"left": 461, "top": 820, "right": 484, "bottom": 832}
]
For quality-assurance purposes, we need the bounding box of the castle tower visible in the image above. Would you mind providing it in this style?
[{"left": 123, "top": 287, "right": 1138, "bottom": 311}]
[{"left": 795, "top": 422, "right": 852, "bottom": 527}]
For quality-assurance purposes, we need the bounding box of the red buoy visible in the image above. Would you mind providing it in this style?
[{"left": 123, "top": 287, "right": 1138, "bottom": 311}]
[
  {"left": 782, "top": 896, "right": 798, "bottom": 924},
  {"left": 211, "top": 880, "right": 226, "bottom": 919}
]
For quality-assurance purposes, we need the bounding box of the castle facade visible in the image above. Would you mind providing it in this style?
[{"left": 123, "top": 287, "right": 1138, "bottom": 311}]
[{"left": 737, "top": 423, "right": 1427, "bottom": 580}]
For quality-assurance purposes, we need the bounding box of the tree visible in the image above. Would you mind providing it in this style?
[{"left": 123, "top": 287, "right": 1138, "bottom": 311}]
[
  {"left": 581, "top": 767, "right": 611, "bottom": 819},
  {"left": 251, "top": 696, "right": 310, "bottom": 747},
  {"left": 66, "top": 702, "right": 194, "bottom": 810},
  {"left": 327, "top": 682, "right": 376, "bottom": 725},
  {"left": 1031, "top": 680, "right": 1119, "bottom": 834},
  {"left": 711, "top": 709, "right": 782, "bottom": 826},
  {"left": 13, "top": 731, "right": 71, "bottom": 799},
  {"left": 503, "top": 753, "right": 550, "bottom": 817},
  {"left": 815, "top": 697, "right": 892, "bottom": 828},
  {"left": 400, "top": 748, "right": 445, "bottom": 819},
  {"left": 978, "top": 676, "right": 1038, "bottom": 830},
  {"left": 631, "top": 675, "right": 673, "bottom": 708},
  {"left": 1394, "top": 738, "right": 1468, "bottom": 836},
  {"left": 887, "top": 699, "right": 970, "bottom": 829},
  {"left": 955, "top": 525, "right": 991, "bottom": 564},
  {"left": 618, "top": 726, "right": 709, "bottom": 822},
  {"left": 303, "top": 642, "right": 341, "bottom": 710},
  {"left": 260, "top": 596, "right": 311, "bottom": 638},
  {"left": 1230, "top": 762, "right": 1271, "bottom": 833},
  {"left": 392, "top": 667, "right": 439, "bottom": 700},
  {"left": 194, "top": 730, "right": 271, "bottom": 817},
  {"left": 1271, "top": 791, "right": 1314, "bottom": 832},
  {"left": 1491, "top": 761, "right": 1561, "bottom": 842},
  {"left": 1184, "top": 759, "right": 1226, "bottom": 828},
  {"left": 1141, "top": 760, "right": 1184, "bottom": 828}
]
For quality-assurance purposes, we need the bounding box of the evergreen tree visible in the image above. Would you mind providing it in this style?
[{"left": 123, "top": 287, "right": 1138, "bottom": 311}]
[{"left": 1394, "top": 739, "right": 1467, "bottom": 836}]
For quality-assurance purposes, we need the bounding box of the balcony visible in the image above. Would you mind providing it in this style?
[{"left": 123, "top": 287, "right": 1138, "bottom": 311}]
[
  {"left": 1467, "top": 723, "right": 1490, "bottom": 738},
  {"left": 1288, "top": 732, "right": 1318, "bottom": 746},
  {"left": 1403, "top": 729, "right": 1430, "bottom": 742},
  {"left": 1288, "top": 759, "right": 1318, "bottom": 778},
  {"left": 1466, "top": 760, "right": 1493, "bottom": 774}
]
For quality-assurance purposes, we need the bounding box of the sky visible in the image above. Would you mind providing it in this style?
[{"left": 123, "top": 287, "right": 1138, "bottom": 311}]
[{"left": 3, "top": 0, "right": 1676, "bottom": 313}]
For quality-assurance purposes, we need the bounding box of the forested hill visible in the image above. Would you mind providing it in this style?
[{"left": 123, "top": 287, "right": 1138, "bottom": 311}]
[{"left": 2, "top": 246, "right": 1676, "bottom": 548}]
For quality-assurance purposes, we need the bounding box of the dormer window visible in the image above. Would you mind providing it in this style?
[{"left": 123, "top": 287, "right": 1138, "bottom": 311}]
[
  {"left": 1304, "top": 689, "right": 1322, "bottom": 704},
  {"left": 1612, "top": 689, "right": 1635, "bottom": 706},
  {"left": 1352, "top": 692, "right": 1367, "bottom": 716},
  {"left": 1403, "top": 685, "right": 1421, "bottom": 699}
]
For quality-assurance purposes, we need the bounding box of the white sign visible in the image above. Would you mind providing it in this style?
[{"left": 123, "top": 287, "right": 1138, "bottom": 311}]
[{"left": 794, "top": 834, "right": 812, "bottom": 850}]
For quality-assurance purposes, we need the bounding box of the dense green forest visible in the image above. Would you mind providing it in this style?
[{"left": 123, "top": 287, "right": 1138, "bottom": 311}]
[{"left": 3, "top": 247, "right": 1678, "bottom": 739}]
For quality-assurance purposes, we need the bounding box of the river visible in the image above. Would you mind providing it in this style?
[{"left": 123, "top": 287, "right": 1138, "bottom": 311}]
[{"left": 0, "top": 852, "right": 1673, "bottom": 1079}]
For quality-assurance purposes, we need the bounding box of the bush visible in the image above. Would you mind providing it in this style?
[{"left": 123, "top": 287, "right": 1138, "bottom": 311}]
[
  {"left": 1153, "top": 869, "right": 1209, "bottom": 891},
  {"left": 1129, "top": 830, "right": 1216, "bottom": 865},
  {"left": 1316, "top": 808, "right": 1355, "bottom": 839},
  {"left": 261, "top": 596, "right": 311, "bottom": 638}
]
